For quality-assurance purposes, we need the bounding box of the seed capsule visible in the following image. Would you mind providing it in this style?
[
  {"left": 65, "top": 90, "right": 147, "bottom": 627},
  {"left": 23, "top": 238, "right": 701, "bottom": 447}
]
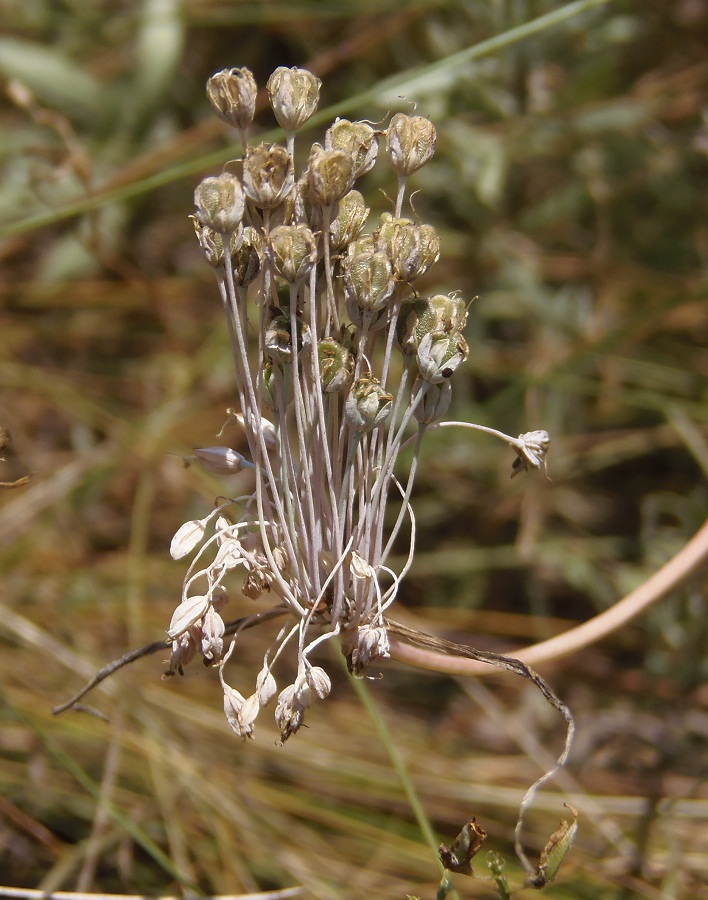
[
  {"left": 267, "top": 66, "right": 321, "bottom": 132},
  {"left": 242, "top": 143, "right": 294, "bottom": 209},
  {"left": 194, "top": 173, "right": 245, "bottom": 234},
  {"left": 386, "top": 112, "right": 437, "bottom": 176},
  {"left": 206, "top": 67, "right": 257, "bottom": 130}
]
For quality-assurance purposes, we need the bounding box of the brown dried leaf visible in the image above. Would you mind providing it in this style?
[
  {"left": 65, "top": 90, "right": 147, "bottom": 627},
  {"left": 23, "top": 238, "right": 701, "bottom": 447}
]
[{"left": 439, "top": 818, "right": 487, "bottom": 876}]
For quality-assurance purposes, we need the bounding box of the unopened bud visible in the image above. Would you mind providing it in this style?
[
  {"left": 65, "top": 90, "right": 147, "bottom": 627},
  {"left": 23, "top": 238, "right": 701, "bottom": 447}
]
[
  {"left": 206, "top": 67, "right": 257, "bottom": 130},
  {"left": 194, "top": 173, "right": 245, "bottom": 234},
  {"left": 167, "top": 595, "right": 210, "bottom": 639},
  {"left": 344, "top": 375, "right": 393, "bottom": 432},
  {"left": 386, "top": 113, "right": 437, "bottom": 176},
  {"left": 243, "top": 143, "right": 294, "bottom": 209},
  {"left": 318, "top": 338, "right": 354, "bottom": 393},
  {"left": 267, "top": 66, "right": 321, "bottom": 132},
  {"left": 416, "top": 331, "right": 468, "bottom": 383},
  {"left": 325, "top": 118, "right": 379, "bottom": 178},
  {"left": 307, "top": 144, "right": 355, "bottom": 207},
  {"left": 305, "top": 665, "right": 331, "bottom": 700},
  {"left": 266, "top": 224, "right": 318, "bottom": 284},
  {"left": 193, "top": 446, "right": 255, "bottom": 475},
  {"left": 170, "top": 517, "right": 208, "bottom": 560}
]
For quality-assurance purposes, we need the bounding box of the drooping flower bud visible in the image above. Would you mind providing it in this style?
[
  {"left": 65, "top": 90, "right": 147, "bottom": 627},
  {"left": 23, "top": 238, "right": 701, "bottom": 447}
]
[
  {"left": 343, "top": 250, "right": 395, "bottom": 312},
  {"left": 317, "top": 338, "right": 354, "bottom": 393},
  {"left": 222, "top": 683, "right": 259, "bottom": 739},
  {"left": 194, "top": 173, "right": 245, "bottom": 234},
  {"left": 416, "top": 331, "right": 469, "bottom": 383},
  {"left": 206, "top": 67, "right": 257, "bottom": 130},
  {"left": 256, "top": 665, "right": 278, "bottom": 706},
  {"left": 200, "top": 606, "right": 225, "bottom": 662},
  {"left": 304, "top": 665, "right": 331, "bottom": 700},
  {"left": 266, "top": 224, "right": 318, "bottom": 284},
  {"left": 511, "top": 430, "right": 551, "bottom": 478},
  {"left": 344, "top": 375, "right": 393, "bottom": 432},
  {"left": 342, "top": 623, "right": 390, "bottom": 675},
  {"left": 267, "top": 66, "right": 321, "bottom": 132},
  {"left": 325, "top": 118, "right": 379, "bottom": 178},
  {"left": 307, "top": 144, "right": 355, "bottom": 207},
  {"left": 386, "top": 112, "right": 437, "bottom": 176},
  {"left": 412, "top": 378, "right": 452, "bottom": 424},
  {"left": 170, "top": 516, "right": 209, "bottom": 560},
  {"left": 274, "top": 684, "right": 305, "bottom": 742},
  {"left": 242, "top": 143, "right": 294, "bottom": 209},
  {"left": 167, "top": 595, "right": 210, "bottom": 639},
  {"left": 192, "top": 446, "right": 255, "bottom": 475}
]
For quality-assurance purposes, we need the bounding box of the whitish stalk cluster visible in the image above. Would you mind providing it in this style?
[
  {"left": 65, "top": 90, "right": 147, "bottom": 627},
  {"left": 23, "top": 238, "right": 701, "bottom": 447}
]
[{"left": 168, "top": 66, "right": 549, "bottom": 742}]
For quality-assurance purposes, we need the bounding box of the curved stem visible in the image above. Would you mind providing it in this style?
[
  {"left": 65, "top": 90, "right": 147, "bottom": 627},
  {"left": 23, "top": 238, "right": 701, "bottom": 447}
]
[{"left": 387, "top": 517, "right": 708, "bottom": 675}]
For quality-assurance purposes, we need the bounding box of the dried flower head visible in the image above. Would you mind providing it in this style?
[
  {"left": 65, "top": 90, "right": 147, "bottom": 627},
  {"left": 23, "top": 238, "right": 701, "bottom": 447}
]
[{"left": 169, "top": 66, "right": 550, "bottom": 743}]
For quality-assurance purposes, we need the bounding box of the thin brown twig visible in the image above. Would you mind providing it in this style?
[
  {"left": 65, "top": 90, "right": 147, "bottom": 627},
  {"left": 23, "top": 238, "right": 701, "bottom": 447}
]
[{"left": 52, "top": 606, "right": 289, "bottom": 716}]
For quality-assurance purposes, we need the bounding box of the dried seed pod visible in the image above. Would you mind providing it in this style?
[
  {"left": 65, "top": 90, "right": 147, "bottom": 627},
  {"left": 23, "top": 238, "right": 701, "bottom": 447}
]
[
  {"left": 325, "top": 118, "right": 379, "bottom": 178},
  {"left": 264, "top": 314, "right": 310, "bottom": 364},
  {"left": 344, "top": 375, "right": 393, "bottom": 432},
  {"left": 318, "top": 338, "right": 354, "bottom": 393},
  {"left": 396, "top": 296, "right": 441, "bottom": 355},
  {"left": 266, "top": 224, "right": 318, "bottom": 284},
  {"left": 242, "top": 143, "right": 294, "bottom": 209},
  {"left": 307, "top": 144, "right": 355, "bottom": 207},
  {"left": 267, "top": 66, "right": 321, "bottom": 132},
  {"left": 343, "top": 249, "right": 395, "bottom": 312},
  {"left": 232, "top": 226, "right": 261, "bottom": 286},
  {"left": 327, "top": 189, "right": 369, "bottom": 250},
  {"left": 206, "top": 67, "right": 257, "bottom": 130},
  {"left": 413, "top": 378, "right": 452, "bottom": 424},
  {"left": 427, "top": 293, "right": 468, "bottom": 333},
  {"left": 194, "top": 173, "right": 245, "bottom": 234},
  {"left": 416, "top": 330, "right": 469, "bottom": 383},
  {"left": 387, "top": 220, "right": 440, "bottom": 282},
  {"left": 386, "top": 112, "right": 437, "bottom": 176}
]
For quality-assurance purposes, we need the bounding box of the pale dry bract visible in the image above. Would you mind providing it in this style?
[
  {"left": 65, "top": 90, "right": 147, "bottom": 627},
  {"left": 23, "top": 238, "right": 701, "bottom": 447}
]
[{"left": 171, "top": 66, "right": 551, "bottom": 745}]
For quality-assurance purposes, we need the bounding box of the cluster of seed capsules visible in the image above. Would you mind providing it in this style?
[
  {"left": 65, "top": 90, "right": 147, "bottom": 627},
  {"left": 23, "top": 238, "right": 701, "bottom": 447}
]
[{"left": 169, "top": 66, "right": 485, "bottom": 741}]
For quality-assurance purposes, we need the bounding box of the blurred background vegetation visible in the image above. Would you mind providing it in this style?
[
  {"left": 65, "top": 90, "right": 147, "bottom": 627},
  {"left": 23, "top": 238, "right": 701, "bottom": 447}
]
[{"left": 1, "top": 0, "right": 707, "bottom": 897}]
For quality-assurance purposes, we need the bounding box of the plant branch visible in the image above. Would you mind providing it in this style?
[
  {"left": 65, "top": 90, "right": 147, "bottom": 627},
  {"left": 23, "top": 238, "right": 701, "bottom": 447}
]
[{"left": 52, "top": 606, "right": 289, "bottom": 716}]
